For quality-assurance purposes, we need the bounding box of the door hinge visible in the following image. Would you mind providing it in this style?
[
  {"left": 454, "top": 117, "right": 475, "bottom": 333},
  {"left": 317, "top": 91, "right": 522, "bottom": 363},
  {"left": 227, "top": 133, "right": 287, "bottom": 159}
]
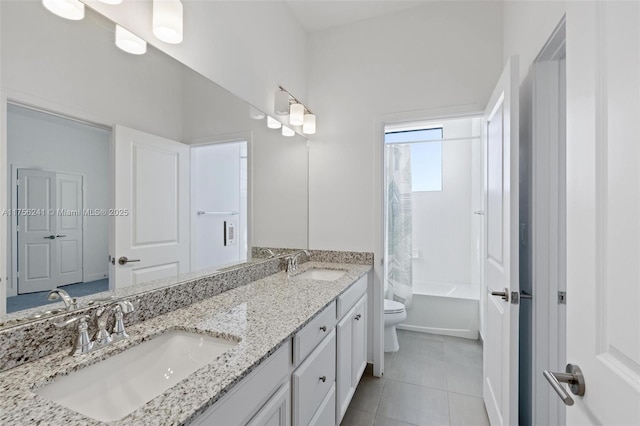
[{"left": 558, "top": 291, "right": 567, "bottom": 304}]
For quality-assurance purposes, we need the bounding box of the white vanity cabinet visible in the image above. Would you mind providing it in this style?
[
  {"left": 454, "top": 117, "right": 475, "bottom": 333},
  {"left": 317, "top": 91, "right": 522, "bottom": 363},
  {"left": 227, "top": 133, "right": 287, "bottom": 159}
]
[
  {"left": 191, "top": 339, "right": 293, "bottom": 426},
  {"left": 336, "top": 276, "right": 368, "bottom": 424}
]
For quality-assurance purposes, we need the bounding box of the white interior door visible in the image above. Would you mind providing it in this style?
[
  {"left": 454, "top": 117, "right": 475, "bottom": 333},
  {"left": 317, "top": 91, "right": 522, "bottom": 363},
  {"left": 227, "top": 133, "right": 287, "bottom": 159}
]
[
  {"left": 562, "top": 2, "right": 640, "bottom": 424},
  {"left": 17, "top": 169, "right": 57, "bottom": 293},
  {"left": 482, "top": 56, "right": 519, "bottom": 426},
  {"left": 56, "top": 173, "right": 83, "bottom": 286},
  {"left": 113, "top": 125, "right": 189, "bottom": 288}
]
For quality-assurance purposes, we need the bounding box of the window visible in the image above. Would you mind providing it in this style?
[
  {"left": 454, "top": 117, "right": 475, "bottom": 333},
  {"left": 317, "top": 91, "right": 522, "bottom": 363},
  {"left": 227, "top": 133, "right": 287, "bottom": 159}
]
[{"left": 385, "top": 127, "right": 443, "bottom": 192}]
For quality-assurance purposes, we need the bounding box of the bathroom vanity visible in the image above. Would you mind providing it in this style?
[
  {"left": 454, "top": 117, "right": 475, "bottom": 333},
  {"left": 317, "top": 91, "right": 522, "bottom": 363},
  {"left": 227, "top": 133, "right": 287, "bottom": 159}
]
[{"left": 0, "top": 258, "right": 372, "bottom": 425}]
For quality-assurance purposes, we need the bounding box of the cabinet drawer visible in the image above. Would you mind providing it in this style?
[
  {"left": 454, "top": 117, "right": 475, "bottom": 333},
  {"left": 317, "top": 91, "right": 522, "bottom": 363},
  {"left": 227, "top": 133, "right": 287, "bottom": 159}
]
[
  {"left": 294, "top": 300, "right": 337, "bottom": 365},
  {"left": 293, "top": 330, "right": 336, "bottom": 426},
  {"left": 337, "top": 274, "right": 367, "bottom": 318},
  {"left": 310, "top": 384, "right": 336, "bottom": 426}
]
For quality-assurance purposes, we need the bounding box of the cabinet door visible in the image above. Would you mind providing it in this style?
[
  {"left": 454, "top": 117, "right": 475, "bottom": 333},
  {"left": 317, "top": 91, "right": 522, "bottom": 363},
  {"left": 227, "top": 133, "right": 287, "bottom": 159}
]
[
  {"left": 353, "top": 296, "right": 367, "bottom": 382},
  {"left": 247, "top": 382, "right": 290, "bottom": 426},
  {"left": 336, "top": 305, "right": 356, "bottom": 423}
]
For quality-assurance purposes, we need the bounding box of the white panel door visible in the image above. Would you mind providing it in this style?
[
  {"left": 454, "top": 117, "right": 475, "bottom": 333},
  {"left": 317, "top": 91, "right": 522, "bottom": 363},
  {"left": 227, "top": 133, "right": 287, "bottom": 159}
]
[
  {"left": 483, "top": 56, "right": 519, "bottom": 426},
  {"left": 56, "top": 173, "right": 83, "bottom": 286},
  {"left": 113, "top": 125, "right": 189, "bottom": 288},
  {"left": 17, "top": 169, "right": 57, "bottom": 293},
  {"left": 562, "top": 2, "right": 640, "bottom": 425}
]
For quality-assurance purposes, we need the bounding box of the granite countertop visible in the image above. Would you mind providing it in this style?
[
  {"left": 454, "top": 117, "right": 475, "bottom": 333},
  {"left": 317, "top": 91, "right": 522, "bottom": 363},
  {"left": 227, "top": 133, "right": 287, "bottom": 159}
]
[{"left": 0, "top": 261, "right": 371, "bottom": 426}]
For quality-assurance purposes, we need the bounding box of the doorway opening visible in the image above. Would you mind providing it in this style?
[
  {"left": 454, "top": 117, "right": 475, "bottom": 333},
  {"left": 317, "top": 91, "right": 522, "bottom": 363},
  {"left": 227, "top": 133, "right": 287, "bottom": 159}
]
[{"left": 383, "top": 116, "right": 483, "bottom": 340}]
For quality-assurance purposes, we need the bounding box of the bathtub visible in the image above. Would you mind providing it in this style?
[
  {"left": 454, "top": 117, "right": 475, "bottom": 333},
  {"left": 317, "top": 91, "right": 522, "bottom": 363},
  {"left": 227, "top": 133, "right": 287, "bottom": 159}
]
[{"left": 396, "top": 281, "right": 479, "bottom": 339}]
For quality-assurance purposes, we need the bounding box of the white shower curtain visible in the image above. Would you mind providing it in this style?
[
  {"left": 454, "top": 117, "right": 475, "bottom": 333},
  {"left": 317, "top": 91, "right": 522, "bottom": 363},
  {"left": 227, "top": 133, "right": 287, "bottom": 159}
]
[{"left": 386, "top": 144, "right": 413, "bottom": 307}]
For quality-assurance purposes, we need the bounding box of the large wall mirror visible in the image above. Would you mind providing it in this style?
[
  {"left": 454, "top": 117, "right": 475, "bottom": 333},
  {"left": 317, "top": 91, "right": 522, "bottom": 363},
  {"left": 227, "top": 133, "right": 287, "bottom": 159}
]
[{"left": 0, "top": 1, "right": 309, "bottom": 319}]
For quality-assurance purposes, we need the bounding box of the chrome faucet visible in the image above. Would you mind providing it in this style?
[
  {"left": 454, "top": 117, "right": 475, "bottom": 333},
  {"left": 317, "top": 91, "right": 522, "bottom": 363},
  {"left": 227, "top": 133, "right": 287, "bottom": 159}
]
[
  {"left": 265, "top": 248, "right": 276, "bottom": 258},
  {"left": 287, "top": 250, "right": 311, "bottom": 276},
  {"left": 47, "top": 288, "right": 78, "bottom": 311},
  {"left": 55, "top": 300, "right": 135, "bottom": 356},
  {"left": 94, "top": 300, "right": 135, "bottom": 347}
]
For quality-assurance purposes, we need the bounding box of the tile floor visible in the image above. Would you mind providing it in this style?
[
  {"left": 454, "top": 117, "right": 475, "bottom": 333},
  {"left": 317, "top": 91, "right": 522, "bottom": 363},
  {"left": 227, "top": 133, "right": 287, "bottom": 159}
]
[{"left": 341, "top": 330, "right": 489, "bottom": 426}]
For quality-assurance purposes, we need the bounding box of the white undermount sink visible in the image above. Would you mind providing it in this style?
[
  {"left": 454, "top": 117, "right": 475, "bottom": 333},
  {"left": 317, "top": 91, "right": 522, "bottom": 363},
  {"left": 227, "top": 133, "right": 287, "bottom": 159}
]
[
  {"left": 295, "top": 268, "right": 347, "bottom": 281},
  {"left": 34, "top": 330, "right": 238, "bottom": 422}
]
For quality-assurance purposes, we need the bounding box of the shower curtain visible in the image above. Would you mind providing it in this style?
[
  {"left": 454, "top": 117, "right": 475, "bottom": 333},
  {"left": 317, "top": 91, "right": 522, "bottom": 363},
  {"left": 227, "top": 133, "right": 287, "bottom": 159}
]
[{"left": 386, "top": 144, "right": 413, "bottom": 307}]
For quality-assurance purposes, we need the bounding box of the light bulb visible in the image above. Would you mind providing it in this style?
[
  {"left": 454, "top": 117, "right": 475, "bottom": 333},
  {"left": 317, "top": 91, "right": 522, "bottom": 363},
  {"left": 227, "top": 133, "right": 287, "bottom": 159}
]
[
  {"left": 42, "top": 0, "right": 85, "bottom": 20},
  {"left": 289, "top": 103, "right": 304, "bottom": 126},
  {"left": 274, "top": 90, "right": 290, "bottom": 116},
  {"left": 267, "top": 116, "right": 282, "bottom": 129},
  {"left": 302, "top": 113, "right": 316, "bottom": 135},
  {"left": 115, "top": 25, "right": 147, "bottom": 55},
  {"left": 153, "top": 0, "right": 184, "bottom": 44},
  {"left": 282, "top": 126, "right": 295, "bottom": 137}
]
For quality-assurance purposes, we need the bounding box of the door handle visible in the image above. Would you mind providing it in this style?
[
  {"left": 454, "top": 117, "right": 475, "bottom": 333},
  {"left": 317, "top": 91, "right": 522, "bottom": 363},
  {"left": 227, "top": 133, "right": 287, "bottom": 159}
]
[
  {"left": 490, "top": 287, "right": 509, "bottom": 302},
  {"left": 56, "top": 235, "right": 67, "bottom": 238},
  {"left": 43, "top": 235, "right": 56, "bottom": 240},
  {"left": 118, "top": 256, "right": 141, "bottom": 265},
  {"left": 543, "top": 364, "right": 586, "bottom": 406}
]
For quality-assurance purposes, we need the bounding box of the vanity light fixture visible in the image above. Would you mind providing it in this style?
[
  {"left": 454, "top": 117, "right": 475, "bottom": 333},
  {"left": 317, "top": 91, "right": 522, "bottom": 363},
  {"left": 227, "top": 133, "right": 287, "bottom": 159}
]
[
  {"left": 303, "top": 113, "right": 316, "bottom": 135},
  {"left": 282, "top": 125, "right": 295, "bottom": 137},
  {"left": 42, "top": 0, "right": 85, "bottom": 20},
  {"left": 289, "top": 103, "right": 305, "bottom": 126},
  {"left": 267, "top": 116, "right": 282, "bottom": 129},
  {"left": 153, "top": 0, "right": 184, "bottom": 44},
  {"left": 115, "top": 25, "right": 147, "bottom": 55},
  {"left": 274, "top": 85, "right": 316, "bottom": 134}
]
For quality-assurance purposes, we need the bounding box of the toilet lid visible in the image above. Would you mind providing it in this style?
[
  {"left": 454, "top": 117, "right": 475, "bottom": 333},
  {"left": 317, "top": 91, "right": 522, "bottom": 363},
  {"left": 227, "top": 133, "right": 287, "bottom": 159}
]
[{"left": 384, "top": 299, "right": 405, "bottom": 314}]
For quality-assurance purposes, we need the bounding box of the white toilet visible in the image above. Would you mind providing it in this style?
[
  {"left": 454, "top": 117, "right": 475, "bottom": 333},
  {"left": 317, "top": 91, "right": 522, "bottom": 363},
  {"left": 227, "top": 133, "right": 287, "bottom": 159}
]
[{"left": 384, "top": 299, "right": 407, "bottom": 352}]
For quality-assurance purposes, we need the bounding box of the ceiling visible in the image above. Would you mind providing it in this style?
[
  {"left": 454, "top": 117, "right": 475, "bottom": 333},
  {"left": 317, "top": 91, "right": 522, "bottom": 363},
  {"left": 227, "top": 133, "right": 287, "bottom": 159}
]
[{"left": 283, "top": 1, "right": 432, "bottom": 33}]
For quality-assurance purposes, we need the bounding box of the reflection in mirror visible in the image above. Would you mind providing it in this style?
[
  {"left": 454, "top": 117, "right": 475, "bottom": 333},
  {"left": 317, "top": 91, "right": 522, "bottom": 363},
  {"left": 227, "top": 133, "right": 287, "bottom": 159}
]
[{"left": 1, "top": 2, "right": 308, "bottom": 319}]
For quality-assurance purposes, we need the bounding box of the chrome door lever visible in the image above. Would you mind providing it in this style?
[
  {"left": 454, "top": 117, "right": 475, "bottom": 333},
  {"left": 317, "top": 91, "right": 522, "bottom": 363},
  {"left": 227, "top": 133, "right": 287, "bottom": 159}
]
[
  {"left": 43, "top": 235, "right": 56, "bottom": 239},
  {"left": 490, "top": 288, "right": 509, "bottom": 302},
  {"left": 118, "top": 256, "right": 141, "bottom": 265},
  {"left": 56, "top": 235, "right": 67, "bottom": 238},
  {"left": 543, "top": 364, "right": 586, "bottom": 406}
]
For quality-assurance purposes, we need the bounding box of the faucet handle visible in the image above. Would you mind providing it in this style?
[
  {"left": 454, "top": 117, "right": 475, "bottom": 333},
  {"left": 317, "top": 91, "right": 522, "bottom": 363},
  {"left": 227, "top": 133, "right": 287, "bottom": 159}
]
[{"left": 54, "top": 315, "right": 94, "bottom": 355}]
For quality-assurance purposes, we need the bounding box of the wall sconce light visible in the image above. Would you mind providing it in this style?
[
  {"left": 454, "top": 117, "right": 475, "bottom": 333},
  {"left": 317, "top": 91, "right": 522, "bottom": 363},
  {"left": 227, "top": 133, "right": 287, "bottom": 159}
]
[
  {"left": 115, "top": 25, "right": 147, "bottom": 55},
  {"left": 42, "top": 0, "right": 85, "bottom": 20},
  {"left": 267, "top": 116, "right": 282, "bottom": 129},
  {"left": 274, "top": 85, "right": 316, "bottom": 135},
  {"left": 282, "top": 126, "right": 295, "bottom": 137},
  {"left": 153, "top": 0, "right": 184, "bottom": 44},
  {"left": 303, "top": 113, "right": 316, "bottom": 135}
]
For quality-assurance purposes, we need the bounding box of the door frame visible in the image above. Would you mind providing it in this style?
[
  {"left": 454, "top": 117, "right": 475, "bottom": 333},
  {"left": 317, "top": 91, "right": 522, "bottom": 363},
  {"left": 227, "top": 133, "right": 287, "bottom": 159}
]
[
  {"left": 10, "top": 167, "right": 88, "bottom": 296},
  {"left": 529, "top": 17, "right": 567, "bottom": 426},
  {"left": 187, "top": 132, "right": 252, "bottom": 272},
  {"left": 373, "top": 104, "right": 484, "bottom": 376}
]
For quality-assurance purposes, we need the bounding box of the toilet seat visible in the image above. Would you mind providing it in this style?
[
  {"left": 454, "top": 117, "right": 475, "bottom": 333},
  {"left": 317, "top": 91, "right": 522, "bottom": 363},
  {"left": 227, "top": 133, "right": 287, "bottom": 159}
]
[{"left": 384, "top": 299, "right": 405, "bottom": 314}]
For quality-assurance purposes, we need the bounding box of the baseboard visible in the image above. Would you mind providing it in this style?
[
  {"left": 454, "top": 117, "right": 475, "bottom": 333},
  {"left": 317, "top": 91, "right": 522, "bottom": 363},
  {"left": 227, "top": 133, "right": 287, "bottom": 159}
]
[
  {"left": 397, "top": 324, "right": 479, "bottom": 340},
  {"left": 85, "top": 272, "right": 108, "bottom": 283}
]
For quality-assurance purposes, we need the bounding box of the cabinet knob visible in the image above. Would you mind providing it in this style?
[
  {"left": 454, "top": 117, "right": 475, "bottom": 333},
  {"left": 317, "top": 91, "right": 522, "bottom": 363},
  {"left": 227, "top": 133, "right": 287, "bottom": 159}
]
[
  {"left": 355, "top": 314, "right": 362, "bottom": 321},
  {"left": 319, "top": 376, "right": 326, "bottom": 383},
  {"left": 319, "top": 325, "right": 327, "bottom": 332}
]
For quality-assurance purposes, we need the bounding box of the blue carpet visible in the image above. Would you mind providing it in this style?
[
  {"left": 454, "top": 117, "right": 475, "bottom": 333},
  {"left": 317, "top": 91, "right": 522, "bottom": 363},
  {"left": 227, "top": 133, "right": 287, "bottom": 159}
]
[{"left": 7, "top": 279, "right": 109, "bottom": 313}]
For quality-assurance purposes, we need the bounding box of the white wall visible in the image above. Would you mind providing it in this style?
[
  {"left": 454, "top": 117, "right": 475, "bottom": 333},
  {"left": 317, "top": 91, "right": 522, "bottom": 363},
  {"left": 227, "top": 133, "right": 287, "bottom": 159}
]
[
  {"left": 411, "top": 118, "right": 478, "bottom": 286},
  {"left": 84, "top": 0, "right": 307, "bottom": 118},
  {"left": 307, "top": 1, "right": 503, "bottom": 255},
  {"left": 7, "top": 104, "right": 110, "bottom": 294}
]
